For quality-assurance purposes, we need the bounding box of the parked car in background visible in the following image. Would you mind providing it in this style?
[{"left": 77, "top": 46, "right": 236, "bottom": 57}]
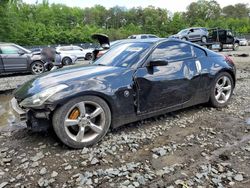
[
  {"left": 238, "top": 37, "right": 248, "bottom": 46},
  {"left": 56, "top": 45, "right": 93, "bottom": 65},
  {"left": 0, "top": 43, "right": 46, "bottom": 75},
  {"left": 171, "top": 27, "right": 208, "bottom": 43},
  {"left": 12, "top": 38, "right": 236, "bottom": 148},
  {"left": 128, "top": 34, "right": 159, "bottom": 39}
]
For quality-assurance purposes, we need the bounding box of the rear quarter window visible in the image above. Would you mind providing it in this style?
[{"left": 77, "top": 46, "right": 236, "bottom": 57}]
[
  {"left": 152, "top": 41, "right": 193, "bottom": 61},
  {"left": 193, "top": 46, "right": 206, "bottom": 58}
]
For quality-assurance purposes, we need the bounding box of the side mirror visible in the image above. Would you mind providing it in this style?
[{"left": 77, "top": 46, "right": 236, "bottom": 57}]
[
  {"left": 148, "top": 59, "right": 168, "bottom": 67},
  {"left": 18, "top": 50, "right": 25, "bottom": 55}
]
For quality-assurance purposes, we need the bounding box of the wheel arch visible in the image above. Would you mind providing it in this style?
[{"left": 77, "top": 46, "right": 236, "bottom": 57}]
[
  {"left": 52, "top": 91, "right": 116, "bottom": 126},
  {"left": 30, "top": 60, "right": 45, "bottom": 73},
  {"left": 30, "top": 60, "right": 44, "bottom": 69},
  {"left": 217, "top": 68, "right": 236, "bottom": 88}
]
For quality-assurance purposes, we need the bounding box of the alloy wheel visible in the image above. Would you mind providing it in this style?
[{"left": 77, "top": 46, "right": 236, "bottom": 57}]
[
  {"left": 64, "top": 101, "right": 105, "bottom": 143},
  {"left": 62, "top": 57, "right": 72, "bottom": 65},
  {"left": 32, "top": 62, "right": 44, "bottom": 74},
  {"left": 201, "top": 36, "right": 207, "bottom": 43},
  {"left": 214, "top": 76, "right": 232, "bottom": 104}
]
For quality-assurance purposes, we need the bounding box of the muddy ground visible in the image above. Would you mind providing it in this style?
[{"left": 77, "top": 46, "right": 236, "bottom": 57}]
[{"left": 0, "top": 47, "right": 250, "bottom": 188}]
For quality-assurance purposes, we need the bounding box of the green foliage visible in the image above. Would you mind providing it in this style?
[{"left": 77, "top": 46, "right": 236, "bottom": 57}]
[
  {"left": 0, "top": 0, "right": 249, "bottom": 45},
  {"left": 222, "top": 3, "right": 250, "bottom": 18}
]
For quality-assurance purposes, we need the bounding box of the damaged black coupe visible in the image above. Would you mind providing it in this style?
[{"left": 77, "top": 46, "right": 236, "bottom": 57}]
[{"left": 11, "top": 38, "right": 236, "bottom": 148}]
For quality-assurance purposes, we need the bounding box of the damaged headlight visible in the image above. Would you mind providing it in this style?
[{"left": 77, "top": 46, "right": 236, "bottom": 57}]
[{"left": 20, "top": 84, "right": 68, "bottom": 107}]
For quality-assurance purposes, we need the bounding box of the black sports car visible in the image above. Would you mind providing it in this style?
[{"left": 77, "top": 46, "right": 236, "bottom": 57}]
[{"left": 11, "top": 38, "right": 236, "bottom": 148}]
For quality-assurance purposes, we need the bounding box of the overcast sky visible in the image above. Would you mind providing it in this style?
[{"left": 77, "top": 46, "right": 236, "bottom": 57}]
[{"left": 23, "top": 0, "right": 249, "bottom": 12}]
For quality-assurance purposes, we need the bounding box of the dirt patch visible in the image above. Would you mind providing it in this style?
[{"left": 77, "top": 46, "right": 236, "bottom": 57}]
[{"left": 0, "top": 46, "right": 250, "bottom": 187}]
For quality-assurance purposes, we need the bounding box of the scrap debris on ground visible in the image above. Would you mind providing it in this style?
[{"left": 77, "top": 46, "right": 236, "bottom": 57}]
[{"left": 0, "top": 47, "right": 250, "bottom": 187}]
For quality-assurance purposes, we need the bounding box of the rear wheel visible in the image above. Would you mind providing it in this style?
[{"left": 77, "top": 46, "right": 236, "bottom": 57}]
[
  {"left": 233, "top": 43, "right": 239, "bottom": 51},
  {"left": 52, "top": 96, "right": 111, "bottom": 148},
  {"left": 181, "top": 37, "right": 187, "bottom": 41},
  {"left": 201, "top": 36, "right": 207, "bottom": 43},
  {"left": 31, "top": 61, "right": 45, "bottom": 75},
  {"left": 209, "top": 72, "right": 233, "bottom": 108},
  {"left": 85, "top": 53, "right": 93, "bottom": 60}
]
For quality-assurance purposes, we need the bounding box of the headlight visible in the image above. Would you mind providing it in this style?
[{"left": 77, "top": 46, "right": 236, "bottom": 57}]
[{"left": 20, "top": 84, "right": 68, "bottom": 107}]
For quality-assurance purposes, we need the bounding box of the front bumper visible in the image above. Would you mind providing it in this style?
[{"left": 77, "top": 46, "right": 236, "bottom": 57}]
[
  {"left": 11, "top": 97, "right": 51, "bottom": 131},
  {"left": 10, "top": 98, "right": 27, "bottom": 122}
]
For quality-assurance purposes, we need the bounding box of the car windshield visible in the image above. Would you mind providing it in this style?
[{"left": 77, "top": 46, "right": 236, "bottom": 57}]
[
  {"left": 177, "top": 29, "right": 188, "bottom": 35},
  {"left": 93, "top": 42, "right": 152, "bottom": 68},
  {"left": 18, "top": 45, "right": 31, "bottom": 53}
]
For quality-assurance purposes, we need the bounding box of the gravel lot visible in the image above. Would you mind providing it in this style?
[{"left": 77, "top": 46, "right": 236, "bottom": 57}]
[{"left": 0, "top": 46, "right": 250, "bottom": 188}]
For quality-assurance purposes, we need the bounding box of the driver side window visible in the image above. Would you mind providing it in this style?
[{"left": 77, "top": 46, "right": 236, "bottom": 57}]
[
  {"left": 0, "top": 45, "right": 20, "bottom": 54},
  {"left": 151, "top": 42, "right": 192, "bottom": 62}
]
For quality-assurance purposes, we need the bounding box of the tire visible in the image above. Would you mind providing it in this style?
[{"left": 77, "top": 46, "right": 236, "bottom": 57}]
[
  {"left": 30, "top": 61, "right": 45, "bottom": 75},
  {"left": 52, "top": 95, "right": 111, "bottom": 148},
  {"left": 85, "top": 53, "right": 93, "bottom": 60},
  {"left": 219, "top": 44, "right": 223, "bottom": 52},
  {"left": 62, "top": 57, "right": 72, "bottom": 66},
  {"left": 233, "top": 43, "right": 239, "bottom": 51},
  {"left": 209, "top": 72, "right": 234, "bottom": 108},
  {"left": 201, "top": 36, "right": 207, "bottom": 43},
  {"left": 181, "top": 37, "right": 187, "bottom": 41}
]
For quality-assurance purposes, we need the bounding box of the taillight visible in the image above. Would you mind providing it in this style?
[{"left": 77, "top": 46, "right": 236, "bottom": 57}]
[{"left": 97, "top": 51, "right": 105, "bottom": 58}]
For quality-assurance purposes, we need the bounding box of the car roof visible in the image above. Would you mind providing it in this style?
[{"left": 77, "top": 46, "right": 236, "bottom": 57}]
[
  {"left": 112, "top": 37, "right": 198, "bottom": 44},
  {"left": 57, "top": 45, "right": 81, "bottom": 48},
  {"left": 113, "top": 38, "right": 209, "bottom": 51},
  {"left": 186, "top": 27, "right": 206, "bottom": 30}
]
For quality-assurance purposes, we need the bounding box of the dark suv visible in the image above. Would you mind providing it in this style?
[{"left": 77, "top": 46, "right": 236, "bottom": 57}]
[
  {"left": 171, "top": 27, "right": 208, "bottom": 43},
  {"left": 0, "top": 43, "right": 45, "bottom": 75}
]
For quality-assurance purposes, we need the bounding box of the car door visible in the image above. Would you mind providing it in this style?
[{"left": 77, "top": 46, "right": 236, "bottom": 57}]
[
  {"left": 188, "top": 29, "right": 200, "bottom": 41},
  {"left": 0, "top": 45, "right": 28, "bottom": 72},
  {"left": 72, "top": 46, "right": 85, "bottom": 58},
  {"left": 225, "top": 31, "right": 234, "bottom": 44},
  {"left": 134, "top": 41, "right": 201, "bottom": 114}
]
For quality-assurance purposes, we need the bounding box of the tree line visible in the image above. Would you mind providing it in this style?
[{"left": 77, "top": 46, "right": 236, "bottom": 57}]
[{"left": 0, "top": 0, "right": 249, "bottom": 45}]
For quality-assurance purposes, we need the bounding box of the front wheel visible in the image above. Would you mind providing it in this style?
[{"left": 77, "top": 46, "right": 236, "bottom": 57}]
[
  {"left": 31, "top": 61, "right": 45, "bottom": 75},
  {"left": 52, "top": 96, "right": 111, "bottom": 148},
  {"left": 233, "top": 43, "right": 239, "bottom": 51},
  {"left": 209, "top": 72, "right": 234, "bottom": 108}
]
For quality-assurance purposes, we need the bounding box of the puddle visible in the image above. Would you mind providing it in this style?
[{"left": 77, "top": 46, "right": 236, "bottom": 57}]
[
  {"left": 0, "top": 93, "right": 16, "bottom": 128},
  {"left": 246, "top": 118, "right": 250, "bottom": 125}
]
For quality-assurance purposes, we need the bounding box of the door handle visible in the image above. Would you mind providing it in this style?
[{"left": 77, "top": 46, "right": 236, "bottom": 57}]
[{"left": 195, "top": 60, "right": 202, "bottom": 74}]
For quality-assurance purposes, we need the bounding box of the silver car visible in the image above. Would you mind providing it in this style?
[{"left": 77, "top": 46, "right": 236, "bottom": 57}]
[
  {"left": 172, "top": 27, "right": 208, "bottom": 43},
  {"left": 56, "top": 45, "right": 93, "bottom": 65},
  {"left": 238, "top": 38, "right": 248, "bottom": 46},
  {"left": 0, "top": 43, "right": 46, "bottom": 75}
]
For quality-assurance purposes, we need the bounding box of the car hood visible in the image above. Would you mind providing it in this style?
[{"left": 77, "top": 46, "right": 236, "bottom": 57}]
[{"left": 14, "top": 65, "right": 128, "bottom": 100}]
